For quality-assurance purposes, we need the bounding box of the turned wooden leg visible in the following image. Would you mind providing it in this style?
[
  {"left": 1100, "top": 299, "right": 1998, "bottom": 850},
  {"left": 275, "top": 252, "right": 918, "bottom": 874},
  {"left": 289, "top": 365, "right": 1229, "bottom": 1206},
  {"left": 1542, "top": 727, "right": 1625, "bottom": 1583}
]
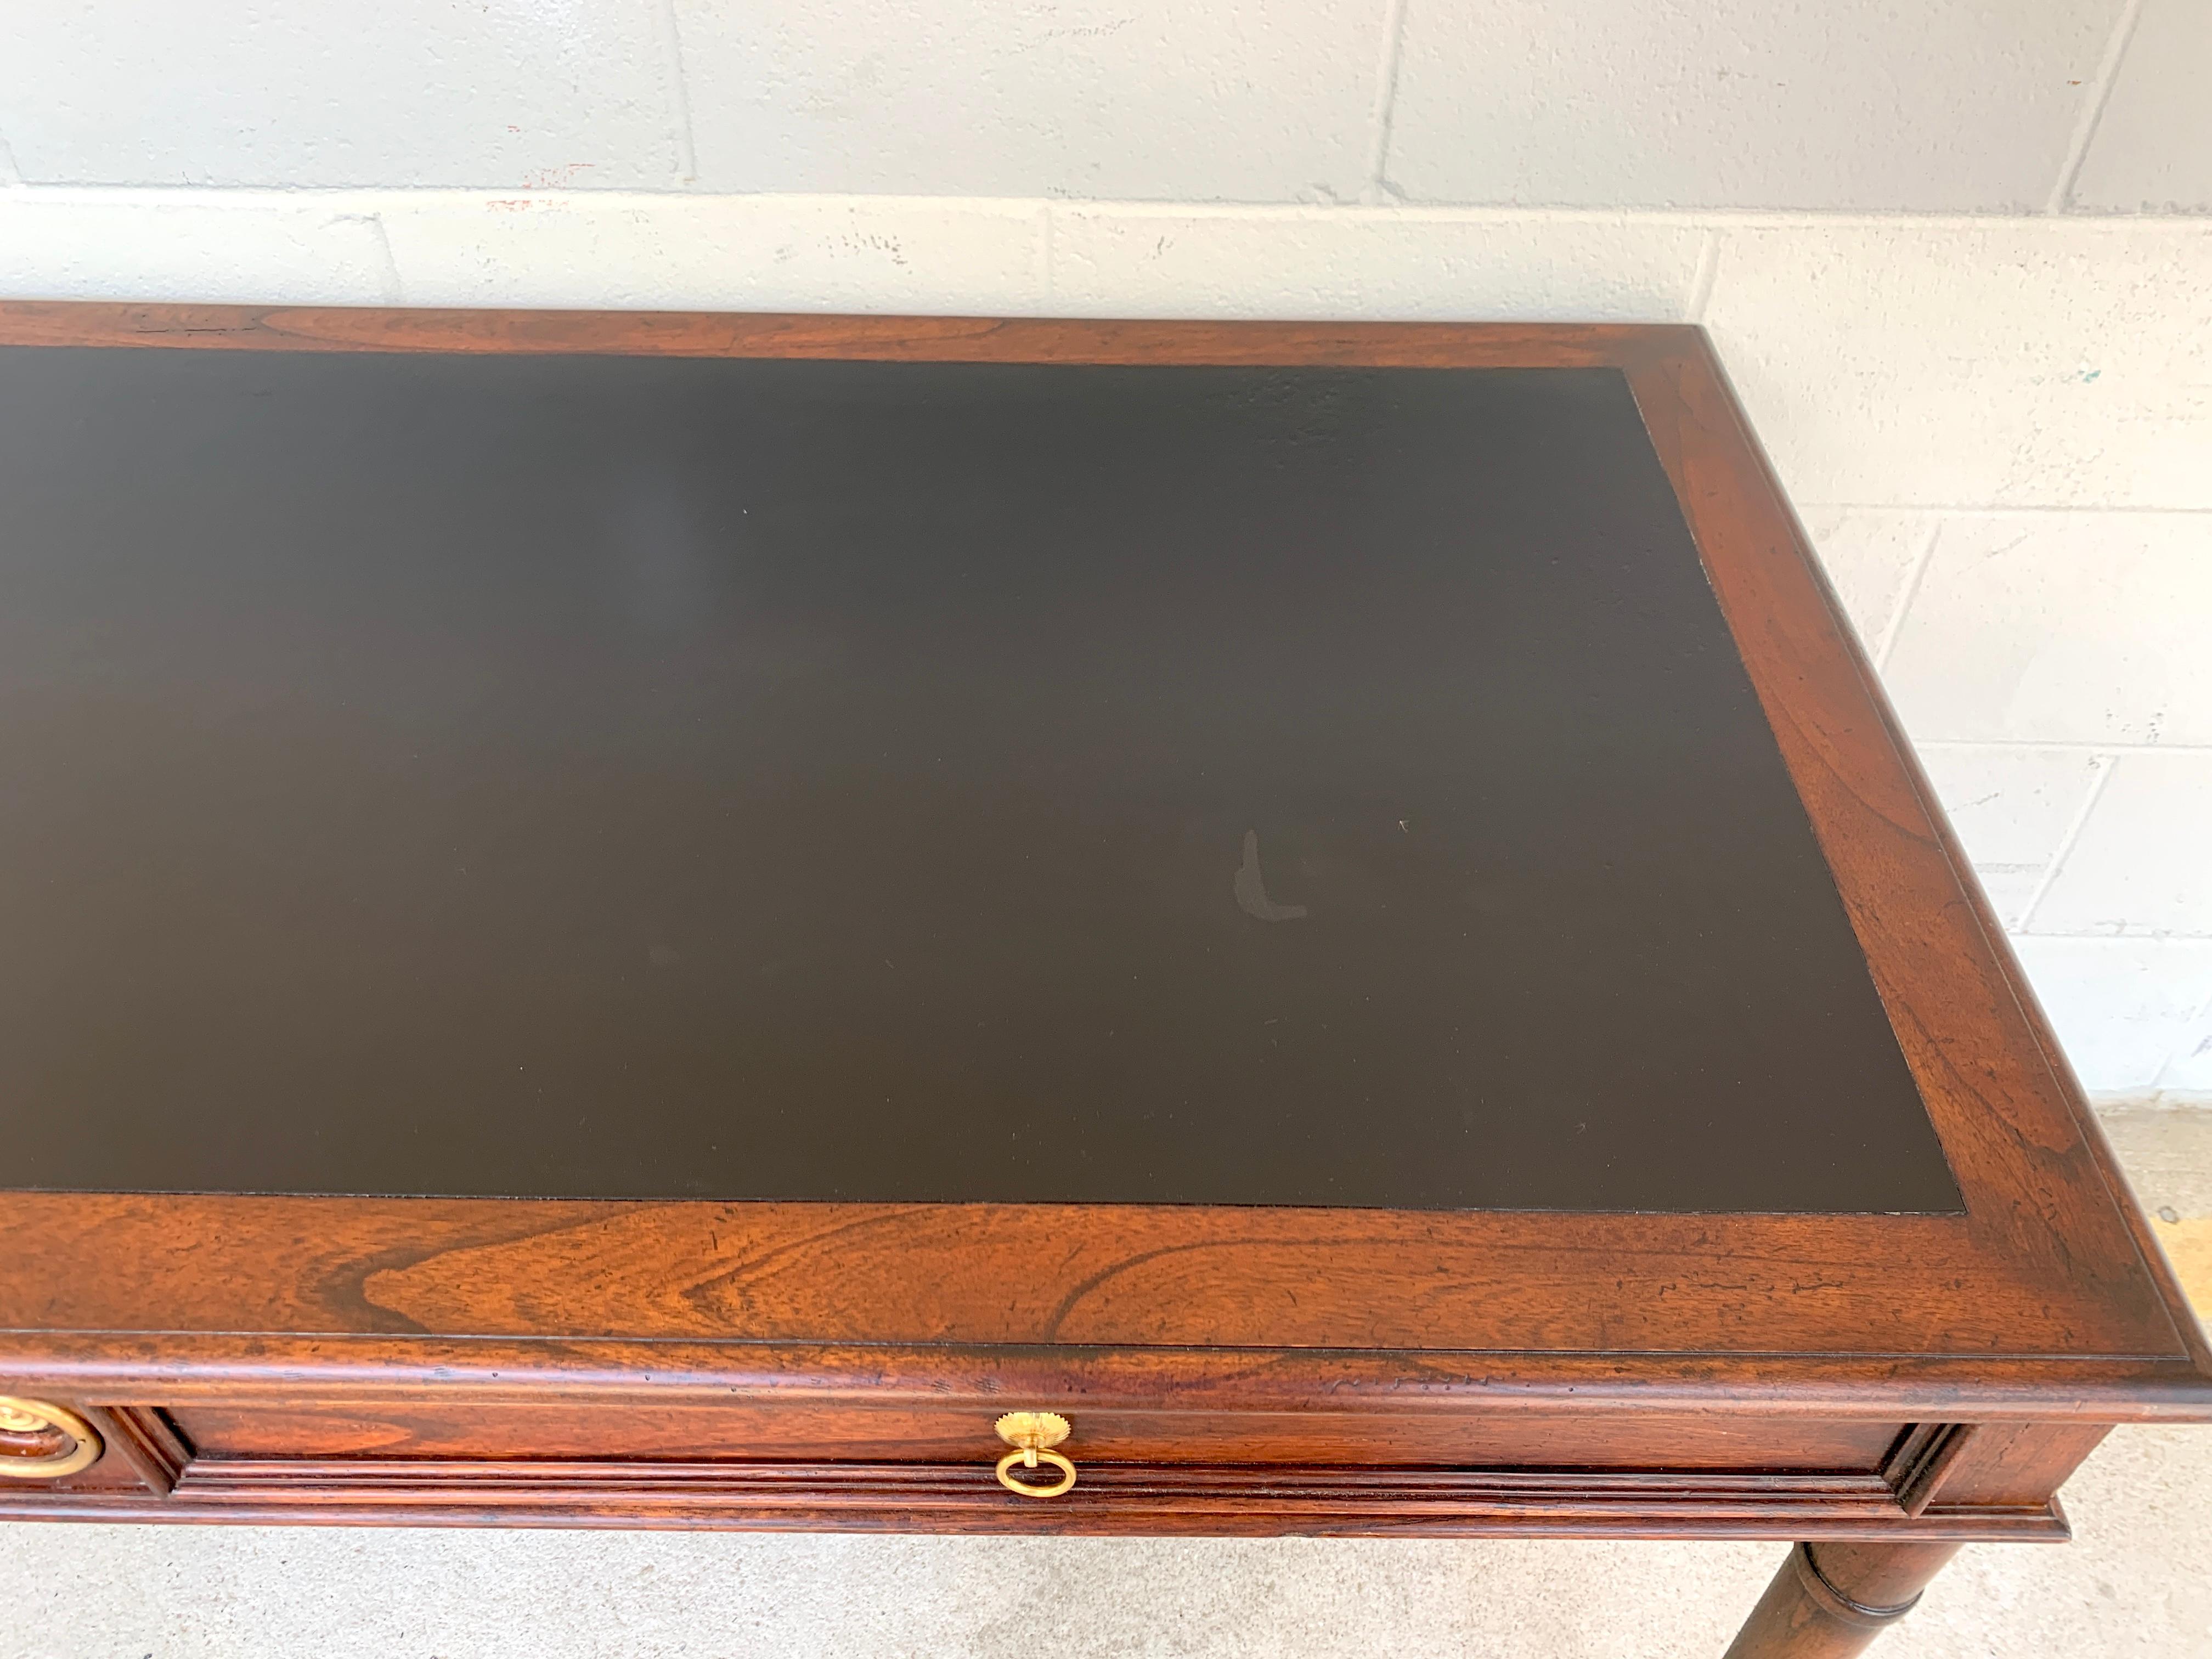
[{"left": 1723, "top": 1541, "right": 1962, "bottom": 1657}]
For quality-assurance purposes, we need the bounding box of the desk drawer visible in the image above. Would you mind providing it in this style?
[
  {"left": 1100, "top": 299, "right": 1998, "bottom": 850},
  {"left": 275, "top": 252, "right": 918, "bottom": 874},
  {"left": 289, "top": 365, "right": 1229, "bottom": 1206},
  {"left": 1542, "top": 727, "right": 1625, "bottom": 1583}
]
[
  {"left": 148, "top": 1398, "right": 1954, "bottom": 1534},
  {"left": 170, "top": 1400, "right": 1901, "bottom": 1474},
  {"left": 1, "top": 1396, "right": 2087, "bottom": 1538}
]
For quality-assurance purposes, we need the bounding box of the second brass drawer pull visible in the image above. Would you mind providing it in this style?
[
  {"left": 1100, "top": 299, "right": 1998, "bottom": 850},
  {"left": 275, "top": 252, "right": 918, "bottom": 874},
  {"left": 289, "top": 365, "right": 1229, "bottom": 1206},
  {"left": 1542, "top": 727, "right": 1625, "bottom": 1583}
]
[
  {"left": 0, "top": 1396, "right": 103, "bottom": 1480},
  {"left": 994, "top": 1410, "right": 1076, "bottom": 1498}
]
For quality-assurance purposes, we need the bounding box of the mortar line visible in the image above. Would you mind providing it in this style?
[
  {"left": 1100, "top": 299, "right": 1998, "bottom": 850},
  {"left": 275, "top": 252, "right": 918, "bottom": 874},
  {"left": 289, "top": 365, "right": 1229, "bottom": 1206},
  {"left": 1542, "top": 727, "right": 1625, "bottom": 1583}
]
[
  {"left": 2048, "top": 0, "right": 2146, "bottom": 212},
  {"left": 654, "top": 0, "right": 699, "bottom": 184},
  {"left": 1807, "top": 503, "right": 2212, "bottom": 517},
  {"left": 1362, "top": 0, "right": 1412, "bottom": 204},
  {"left": 1686, "top": 231, "right": 1722, "bottom": 323},
  {"left": 11, "top": 185, "right": 2212, "bottom": 230},
  {"left": 366, "top": 213, "right": 403, "bottom": 304},
  {"left": 2015, "top": 755, "right": 2118, "bottom": 932},
  {"left": 1874, "top": 519, "right": 1944, "bottom": 670},
  {"left": 323, "top": 211, "right": 405, "bottom": 303},
  {"left": 2152, "top": 986, "right": 2212, "bottom": 1090},
  {"left": 1914, "top": 740, "right": 2212, "bottom": 755}
]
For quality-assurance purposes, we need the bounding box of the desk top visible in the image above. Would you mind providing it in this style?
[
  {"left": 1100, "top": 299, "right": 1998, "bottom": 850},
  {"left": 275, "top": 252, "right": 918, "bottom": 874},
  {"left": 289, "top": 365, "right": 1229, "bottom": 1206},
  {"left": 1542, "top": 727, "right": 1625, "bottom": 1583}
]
[
  {"left": 0, "top": 337, "right": 1950, "bottom": 1211},
  {"left": 0, "top": 308, "right": 2199, "bottom": 1410}
]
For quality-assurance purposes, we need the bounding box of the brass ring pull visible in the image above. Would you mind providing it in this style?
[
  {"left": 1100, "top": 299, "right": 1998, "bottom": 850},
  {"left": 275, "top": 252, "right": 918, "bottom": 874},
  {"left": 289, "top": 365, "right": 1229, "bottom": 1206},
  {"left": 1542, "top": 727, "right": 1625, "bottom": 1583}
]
[
  {"left": 0, "top": 1397, "right": 103, "bottom": 1480},
  {"left": 993, "top": 1410, "right": 1076, "bottom": 1498},
  {"left": 995, "top": 1445, "right": 1077, "bottom": 1498}
]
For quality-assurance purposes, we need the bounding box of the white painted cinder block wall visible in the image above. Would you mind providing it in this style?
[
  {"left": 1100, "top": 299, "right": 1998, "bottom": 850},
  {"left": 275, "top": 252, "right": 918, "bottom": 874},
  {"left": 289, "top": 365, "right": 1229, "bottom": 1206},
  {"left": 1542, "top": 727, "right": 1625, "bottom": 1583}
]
[{"left": 2, "top": 1, "right": 2208, "bottom": 1097}]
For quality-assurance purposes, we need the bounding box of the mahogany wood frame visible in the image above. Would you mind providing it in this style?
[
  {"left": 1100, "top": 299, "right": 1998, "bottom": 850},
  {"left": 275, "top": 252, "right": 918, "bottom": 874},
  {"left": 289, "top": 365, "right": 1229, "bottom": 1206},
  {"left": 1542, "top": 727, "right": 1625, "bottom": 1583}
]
[{"left": 0, "top": 306, "right": 2205, "bottom": 1651}]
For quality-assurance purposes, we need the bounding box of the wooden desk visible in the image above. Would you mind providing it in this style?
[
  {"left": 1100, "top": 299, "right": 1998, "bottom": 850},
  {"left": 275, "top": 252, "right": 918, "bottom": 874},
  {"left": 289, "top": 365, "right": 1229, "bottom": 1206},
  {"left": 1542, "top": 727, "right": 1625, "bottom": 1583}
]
[{"left": 0, "top": 306, "right": 2202, "bottom": 1656}]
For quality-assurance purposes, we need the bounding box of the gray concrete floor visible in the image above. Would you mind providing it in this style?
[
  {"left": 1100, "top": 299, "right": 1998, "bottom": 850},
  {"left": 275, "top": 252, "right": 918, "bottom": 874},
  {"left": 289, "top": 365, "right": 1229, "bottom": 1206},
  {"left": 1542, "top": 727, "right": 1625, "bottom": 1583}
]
[{"left": 6, "top": 1108, "right": 2209, "bottom": 1659}]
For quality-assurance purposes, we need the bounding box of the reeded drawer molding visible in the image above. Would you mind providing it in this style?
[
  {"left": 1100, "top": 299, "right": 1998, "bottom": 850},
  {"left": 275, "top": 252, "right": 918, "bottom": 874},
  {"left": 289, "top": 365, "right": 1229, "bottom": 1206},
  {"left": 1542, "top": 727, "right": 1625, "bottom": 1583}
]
[
  {"left": 0, "top": 1451, "right": 2068, "bottom": 1540},
  {"left": 0, "top": 1408, "right": 2083, "bottom": 1539}
]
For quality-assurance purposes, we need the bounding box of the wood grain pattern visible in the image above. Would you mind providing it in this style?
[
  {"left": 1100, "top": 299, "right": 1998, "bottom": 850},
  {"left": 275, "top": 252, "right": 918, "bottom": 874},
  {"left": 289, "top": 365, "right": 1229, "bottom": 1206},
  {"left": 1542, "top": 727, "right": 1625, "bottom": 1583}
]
[
  {"left": 0, "top": 307, "right": 2203, "bottom": 1556},
  {"left": 1908, "top": 1422, "right": 2111, "bottom": 1513},
  {"left": 1726, "top": 1541, "right": 1967, "bottom": 1657},
  {"left": 0, "top": 302, "right": 1672, "bottom": 368},
  {"left": 88, "top": 1406, "right": 189, "bottom": 1497},
  {"left": 7, "top": 1333, "right": 2209, "bottom": 1420},
  {"left": 1883, "top": 1424, "right": 1976, "bottom": 1519},
  {"left": 1622, "top": 341, "right": 2187, "bottom": 1350},
  {"left": 0, "top": 1191, "right": 2179, "bottom": 1359},
  {"left": 164, "top": 1400, "right": 1904, "bottom": 1470}
]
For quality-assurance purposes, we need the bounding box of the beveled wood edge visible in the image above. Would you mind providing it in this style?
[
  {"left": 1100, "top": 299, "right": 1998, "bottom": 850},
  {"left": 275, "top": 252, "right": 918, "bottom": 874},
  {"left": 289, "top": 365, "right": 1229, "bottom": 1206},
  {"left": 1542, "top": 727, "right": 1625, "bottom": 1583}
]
[
  {"left": 0, "top": 300, "right": 1678, "bottom": 368},
  {"left": 87, "top": 1404, "right": 187, "bottom": 1496},
  {"left": 0, "top": 307, "right": 2204, "bottom": 1402},
  {"left": 1887, "top": 1424, "right": 1978, "bottom": 1518},
  {"left": 1985, "top": 918, "right": 2212, "bottom": 1378},
  {"left": 1622, "top": 336, "right": 2208, "bottom": 1373},
  {"left": 5, "top": 1335, "right": 2210, "bottom": 1420}
]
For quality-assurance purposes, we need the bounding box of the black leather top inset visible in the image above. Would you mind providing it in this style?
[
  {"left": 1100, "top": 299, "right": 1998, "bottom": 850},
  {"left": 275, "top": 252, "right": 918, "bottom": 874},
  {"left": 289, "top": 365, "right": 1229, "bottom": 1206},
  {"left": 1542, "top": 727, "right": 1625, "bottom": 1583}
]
[{"left": 0, "top": 346, "right": 1961, "bottom": 1211}]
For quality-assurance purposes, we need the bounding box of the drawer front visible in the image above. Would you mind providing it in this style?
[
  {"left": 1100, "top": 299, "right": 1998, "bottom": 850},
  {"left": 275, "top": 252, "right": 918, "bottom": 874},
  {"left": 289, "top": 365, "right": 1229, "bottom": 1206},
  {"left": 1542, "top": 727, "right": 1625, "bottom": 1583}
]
[
  {"left": 168, "top": 1400, "right": 1902, "bottom": 1473},
  {"left": 0, "top": 1396, "right": 2083, "bottom": 1539},
  {"left": 141, "top": 1398, "right": 1955, "bottom": 1536}
]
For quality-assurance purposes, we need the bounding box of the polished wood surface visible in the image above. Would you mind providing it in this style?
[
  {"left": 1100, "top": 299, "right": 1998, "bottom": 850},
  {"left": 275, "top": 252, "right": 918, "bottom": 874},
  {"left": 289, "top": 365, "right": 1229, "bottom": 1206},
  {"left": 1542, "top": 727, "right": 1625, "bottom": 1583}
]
[
  {"left": 0, "top": 303, "right": 1662, "bottom": 365},
  {"left": 0, "top": 1191, "right": 2191, "bottom": 1379},
  {"left": 0, "top": 1393, "right": 2105, "bottom": 1541},
  {"left": 1725, "top": 1541, "right": 1965, "bottom": 1657},
  {"left": 0, "top": 309, "right": 2192, "bottom": 1384},
  {"left": 164, "top": 1400, "right": 1904, "bottom": 1471},
  {"left": 0, "top": 307, "right": 2204, "bottom": 1658}
]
